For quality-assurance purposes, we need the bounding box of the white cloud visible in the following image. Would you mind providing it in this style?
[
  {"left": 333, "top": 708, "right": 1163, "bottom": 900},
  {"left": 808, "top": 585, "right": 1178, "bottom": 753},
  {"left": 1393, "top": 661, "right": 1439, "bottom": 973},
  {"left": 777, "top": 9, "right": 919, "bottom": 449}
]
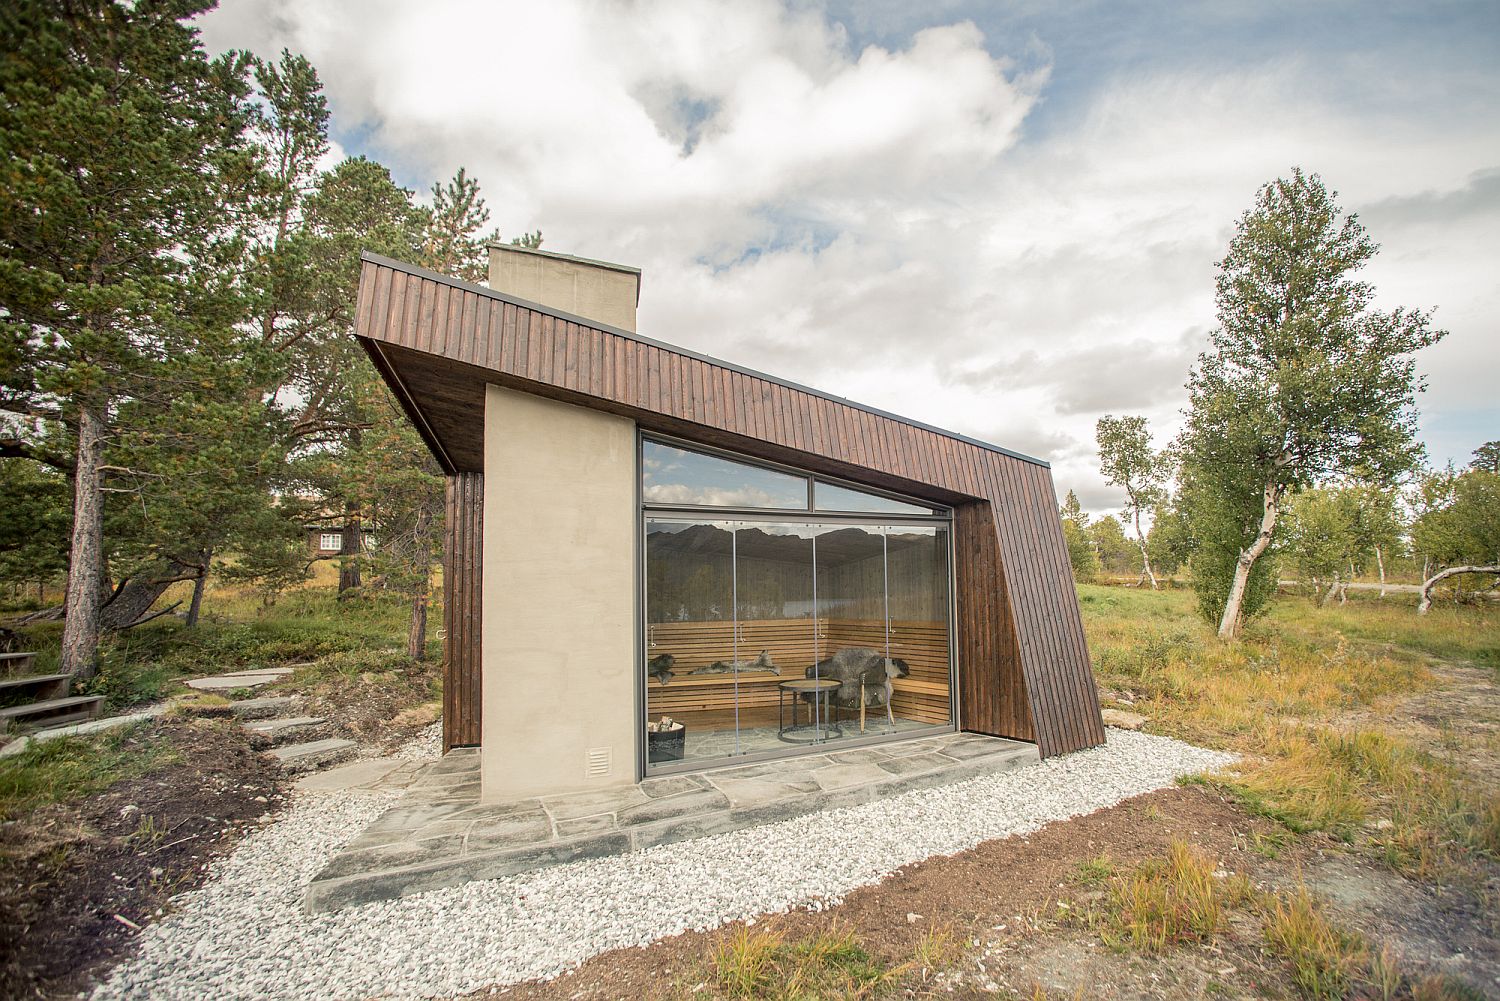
[{"left": 198, "top": 1, "right": 1500, "bottom": 519}]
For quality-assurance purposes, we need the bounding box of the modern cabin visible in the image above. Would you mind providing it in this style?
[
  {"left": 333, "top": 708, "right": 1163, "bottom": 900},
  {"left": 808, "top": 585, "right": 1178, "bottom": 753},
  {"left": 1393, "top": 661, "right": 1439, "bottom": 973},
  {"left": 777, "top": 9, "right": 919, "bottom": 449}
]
[{"left": 353, "top": 244, "right": 1104, "bottom": 803}]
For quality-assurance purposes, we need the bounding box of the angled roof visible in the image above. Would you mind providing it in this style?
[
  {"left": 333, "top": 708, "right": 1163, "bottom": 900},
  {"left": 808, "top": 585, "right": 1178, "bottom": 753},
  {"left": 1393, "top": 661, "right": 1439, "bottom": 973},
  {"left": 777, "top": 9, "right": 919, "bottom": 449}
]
[{"left": 354, "top": 252, "right": 1047, "bottom": 478}]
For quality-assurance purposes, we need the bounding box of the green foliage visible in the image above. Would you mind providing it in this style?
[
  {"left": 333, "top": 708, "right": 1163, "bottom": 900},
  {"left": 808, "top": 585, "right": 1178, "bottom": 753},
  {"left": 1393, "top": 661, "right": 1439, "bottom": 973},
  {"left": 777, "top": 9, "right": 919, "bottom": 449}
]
[
  {"left": 422, "top": 166, "right": 503, "bottom": 282},
  {"left": 1471, "top": 441, "right": 1500, "bottom": 474},
  {"left": 1179, "top": 456, "right": 1279, "bottom": 625},
  {"left": 1096, "top": 414, "right": 1168, "bottom": 581},
  {"left": 1059, "top": 490, "right": 1098, "bottom": 582},
  {"left": 1090, "top": 515, "right": 1137, "bottom": 576},
  {"left": 1177, "top": 168, "right": 1443, "bottom": 633},
  {"left": 1146, "top": 495, "right": 1192, "bottom": 575},
  {"left": 0, "top": 9, "right": 531, "bottom": 673},
  {"left": 0, "top": 458, "right": 69, "bottom": 585},
  {"left": 1283, "top": 487, "right": 1363, "bottom": 596},
  {"left": 1412, "top": 469, "right": 1500, "bottom": 570}
]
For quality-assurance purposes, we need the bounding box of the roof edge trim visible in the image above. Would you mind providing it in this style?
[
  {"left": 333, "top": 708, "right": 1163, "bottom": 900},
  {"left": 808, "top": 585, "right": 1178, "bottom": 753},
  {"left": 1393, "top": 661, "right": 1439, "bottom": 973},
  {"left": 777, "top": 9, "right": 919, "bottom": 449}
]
[{"left": 359, "top": 251, "right": 1051, "bottom": 469}]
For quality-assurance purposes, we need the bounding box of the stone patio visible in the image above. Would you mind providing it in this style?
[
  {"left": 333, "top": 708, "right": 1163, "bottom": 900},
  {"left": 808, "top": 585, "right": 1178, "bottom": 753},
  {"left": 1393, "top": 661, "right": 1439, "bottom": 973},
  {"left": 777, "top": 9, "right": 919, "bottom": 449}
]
[{"left": 304, "top": 731, "right": 1039, "bottom": 912}]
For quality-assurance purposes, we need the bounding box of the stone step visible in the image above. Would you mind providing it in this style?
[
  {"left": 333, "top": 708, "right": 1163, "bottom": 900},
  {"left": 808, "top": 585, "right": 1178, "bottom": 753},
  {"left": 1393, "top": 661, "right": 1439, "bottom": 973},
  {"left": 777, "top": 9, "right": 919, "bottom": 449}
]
[
  {"left": 229, "top": 695, "right": 302, "bottom": 720},
  {"left": 243, "top": 716, "right": 327, "bottom": 740},
  {"left": 271, "top": 738, "right": 358, "bottom": 772},
  {"left": 185, "top": 667, "right": 295, "bottom": 692},
  {"left": 0, "top": 694, "right": 105, "bottom": 734}
]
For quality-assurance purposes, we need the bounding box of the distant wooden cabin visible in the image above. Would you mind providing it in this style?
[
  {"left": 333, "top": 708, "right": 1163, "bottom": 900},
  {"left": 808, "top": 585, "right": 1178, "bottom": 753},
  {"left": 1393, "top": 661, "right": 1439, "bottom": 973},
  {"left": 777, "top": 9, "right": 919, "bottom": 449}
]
[
  {"left": 305, "top": 525, "right": 345, "bottom": 556},
  {"left": 353, "top": 244, "right": 1104, "bottom": 803}
]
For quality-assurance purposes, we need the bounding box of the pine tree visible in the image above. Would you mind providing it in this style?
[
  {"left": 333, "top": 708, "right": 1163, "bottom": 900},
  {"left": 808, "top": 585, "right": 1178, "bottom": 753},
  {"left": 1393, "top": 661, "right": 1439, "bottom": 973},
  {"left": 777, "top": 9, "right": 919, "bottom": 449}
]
[{"left": 0, "top": 0, "right": 257, "bottom": 677}]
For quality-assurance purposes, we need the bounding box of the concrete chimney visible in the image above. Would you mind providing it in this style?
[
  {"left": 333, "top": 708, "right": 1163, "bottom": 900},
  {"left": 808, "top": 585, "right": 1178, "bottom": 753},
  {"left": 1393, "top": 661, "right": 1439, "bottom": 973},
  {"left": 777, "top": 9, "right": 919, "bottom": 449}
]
[{"left": 487, "top": 244, "right": 640, "bottom": 333}]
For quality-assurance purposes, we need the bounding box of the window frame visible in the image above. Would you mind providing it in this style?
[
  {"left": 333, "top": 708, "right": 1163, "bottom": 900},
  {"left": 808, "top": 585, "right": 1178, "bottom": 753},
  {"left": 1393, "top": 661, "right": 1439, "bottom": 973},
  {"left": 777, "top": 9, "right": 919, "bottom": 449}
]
[{"left": 641, "top": 433, "right": 950, "bottom": 521}]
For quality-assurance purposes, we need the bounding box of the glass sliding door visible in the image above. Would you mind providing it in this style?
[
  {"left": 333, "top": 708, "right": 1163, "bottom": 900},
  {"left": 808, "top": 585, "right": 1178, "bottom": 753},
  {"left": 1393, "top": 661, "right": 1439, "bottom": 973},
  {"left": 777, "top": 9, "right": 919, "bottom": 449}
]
[
  {"left": 883, "top": 525, "right": 952, "bottom": 728},
  {"left": 733, "top": 523, "right": 813, "bottom": 751},
  {"left": 644, "top": 518, "right": 737, "bottom": 765},
  {"left": 641, "top": 435, "right": 956, "bottom": 772}
]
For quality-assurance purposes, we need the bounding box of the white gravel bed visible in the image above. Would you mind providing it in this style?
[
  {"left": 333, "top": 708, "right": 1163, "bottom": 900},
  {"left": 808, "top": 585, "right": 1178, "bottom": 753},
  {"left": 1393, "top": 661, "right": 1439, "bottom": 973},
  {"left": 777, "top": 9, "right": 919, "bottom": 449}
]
[
  {"left": 92, "top": 728, "right": 1234, "bottom": 1001},
  {"left": 390, "top": 721, "right": 444, "bottom": 762}
]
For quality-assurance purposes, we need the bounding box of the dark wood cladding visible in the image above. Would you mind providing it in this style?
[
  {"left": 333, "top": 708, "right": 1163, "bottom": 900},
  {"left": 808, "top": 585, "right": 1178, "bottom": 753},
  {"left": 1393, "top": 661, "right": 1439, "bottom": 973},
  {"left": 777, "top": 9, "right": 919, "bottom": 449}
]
[
  {"left": 442, "top": 472, "right": 483, "bottom": 750},
  {"left": 954, "top": 501, "right": 1034, "bottom": 742},
  {"left": 357, "top": 254, "right": 1104, "bottom": 757}
]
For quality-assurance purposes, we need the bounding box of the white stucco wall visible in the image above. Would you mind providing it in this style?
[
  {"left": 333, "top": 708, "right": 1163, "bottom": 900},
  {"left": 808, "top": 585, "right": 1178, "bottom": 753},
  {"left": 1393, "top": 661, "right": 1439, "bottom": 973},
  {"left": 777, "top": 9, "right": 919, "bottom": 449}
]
[{"left": 481, "top": 384, "right": 637, "bottom": 801}]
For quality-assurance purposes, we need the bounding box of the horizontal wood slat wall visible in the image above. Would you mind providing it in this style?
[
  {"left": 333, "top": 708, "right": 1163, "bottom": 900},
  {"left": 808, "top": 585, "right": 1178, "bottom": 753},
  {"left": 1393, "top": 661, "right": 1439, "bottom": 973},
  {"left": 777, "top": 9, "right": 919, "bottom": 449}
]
[
  {"left": 645, "top": 617, "right": 950, "bottom": 725},
  {"left": 442, "top": 472, "right": 482, "bottom": 750},
  {"left": 356, "top": 255, "right": 1104, "bottom": 757}
]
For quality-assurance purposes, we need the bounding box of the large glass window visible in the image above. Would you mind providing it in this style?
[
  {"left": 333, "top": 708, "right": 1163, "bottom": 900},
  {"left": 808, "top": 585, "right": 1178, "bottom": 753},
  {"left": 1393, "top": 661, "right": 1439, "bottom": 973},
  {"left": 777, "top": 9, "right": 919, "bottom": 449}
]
[
  {"left": 642, "top": 440, "right": 807, "bottom": 508},
  {"left": 642, "top": 437, "right": 953, "bottom": 770}
]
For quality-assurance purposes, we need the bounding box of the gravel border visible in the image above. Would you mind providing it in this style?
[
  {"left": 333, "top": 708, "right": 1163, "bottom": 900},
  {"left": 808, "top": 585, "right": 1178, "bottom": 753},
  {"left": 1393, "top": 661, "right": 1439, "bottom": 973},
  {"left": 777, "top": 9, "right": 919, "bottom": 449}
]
[
  {"left": 92, "top": 728, "right": 1234, "bottom": 1000},
  {"left": 390, "top": 721, "right": 443, "bottom": 762}
]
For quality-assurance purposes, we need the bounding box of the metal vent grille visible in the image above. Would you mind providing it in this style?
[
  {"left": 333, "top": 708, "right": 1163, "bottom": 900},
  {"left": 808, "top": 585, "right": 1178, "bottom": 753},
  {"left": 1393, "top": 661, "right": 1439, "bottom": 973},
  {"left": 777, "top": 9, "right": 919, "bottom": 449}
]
[{"left": 585, "top": 747, "right": 612, "bottom": 778}]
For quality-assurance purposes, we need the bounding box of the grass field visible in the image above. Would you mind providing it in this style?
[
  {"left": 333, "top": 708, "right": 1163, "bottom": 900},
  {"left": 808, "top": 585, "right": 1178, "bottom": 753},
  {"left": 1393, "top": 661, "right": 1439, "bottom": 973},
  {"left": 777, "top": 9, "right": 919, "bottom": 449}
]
[
  {"left": 6, "top": 563, "right": 438, "bottom": 710},
  {"left": 1080, "top": 583, "right": 1500, "bottom": 890}
]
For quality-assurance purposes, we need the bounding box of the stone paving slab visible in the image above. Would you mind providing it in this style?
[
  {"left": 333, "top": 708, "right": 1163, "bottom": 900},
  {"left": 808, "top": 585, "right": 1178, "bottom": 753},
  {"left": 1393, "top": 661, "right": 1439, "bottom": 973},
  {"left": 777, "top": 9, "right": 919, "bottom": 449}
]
[
  {"left": 305, "top": 733, "right": 1039, "bottom": 912},
  {"left": 186, "top": 669, "right": 291, "bottom": 692},
  {"left": 294, "top": 757, "right": 431, "bottom": 794},
  {"left": 243, "top": 715, "right": 326, "bottom": 736},
  {"left": 229, "top": 695, "right": 302, "bottom": 719},
  {"left": 271, "top": 737, "right": 357, "bottom": 771}
]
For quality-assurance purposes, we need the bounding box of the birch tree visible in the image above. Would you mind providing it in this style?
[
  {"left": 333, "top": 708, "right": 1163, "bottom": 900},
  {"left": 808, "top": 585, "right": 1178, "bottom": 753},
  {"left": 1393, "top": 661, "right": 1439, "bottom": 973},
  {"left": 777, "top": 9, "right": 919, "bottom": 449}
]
[
  {"left": 1411, "top": 467, "right": 1500, "bottom": 613},
  {"left": 1096, "top": 415, "right": 1167, "bottom": 588},
  {"left": 1177, "top": 169, "right": 1444, "bottom": 638}
]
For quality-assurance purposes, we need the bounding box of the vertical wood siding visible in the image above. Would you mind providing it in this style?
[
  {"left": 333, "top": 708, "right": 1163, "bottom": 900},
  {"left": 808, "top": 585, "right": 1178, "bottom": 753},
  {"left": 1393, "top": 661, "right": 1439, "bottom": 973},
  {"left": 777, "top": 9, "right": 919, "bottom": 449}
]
[
  {"left": 442, "top": 472, "right": 483, "bottom": 750},
  {"left": 358, "top": 256, "right": 1104, "bottom": 757}
]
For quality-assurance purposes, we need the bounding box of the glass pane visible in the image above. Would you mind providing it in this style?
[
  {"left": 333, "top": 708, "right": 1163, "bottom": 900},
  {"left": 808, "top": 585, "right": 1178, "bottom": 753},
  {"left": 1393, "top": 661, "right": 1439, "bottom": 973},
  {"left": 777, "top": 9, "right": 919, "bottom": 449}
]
[
  {"left": 883, "top": 525, "right": 952, "bottom": 728},
  {"left": 733, "top": 523, "right": 815, "bottom": 752},
  {"left": 814, "top": 481, "right": 932, "bottom": 515},
  {"left": 644, "top": 518, "right": 739, "bottom": 765},
  {"left": 643, "top": 440, "right": 808, "bottom": 509}
]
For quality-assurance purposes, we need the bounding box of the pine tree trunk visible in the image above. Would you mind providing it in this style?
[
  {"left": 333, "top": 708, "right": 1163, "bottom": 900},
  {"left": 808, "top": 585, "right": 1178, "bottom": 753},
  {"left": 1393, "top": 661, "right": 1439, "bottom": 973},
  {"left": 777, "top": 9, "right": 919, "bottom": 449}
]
[
  {"left": 406, "top": 504, "right": 433, "bottom": 660},
  {"left": 186, "top": 556, "right": 209, "bottom": 628},
  {"left": 61, "top": 403, "right": 105, "bottom": 681},
  {"left": 338, "top": 503, "right": 362, "bottom": 594},
  {"left": 1218, "top": 478, "right": 1281, "bottom": 639},
  {"left": 407, "top": 587, "right": 429, "bottom": 661}
]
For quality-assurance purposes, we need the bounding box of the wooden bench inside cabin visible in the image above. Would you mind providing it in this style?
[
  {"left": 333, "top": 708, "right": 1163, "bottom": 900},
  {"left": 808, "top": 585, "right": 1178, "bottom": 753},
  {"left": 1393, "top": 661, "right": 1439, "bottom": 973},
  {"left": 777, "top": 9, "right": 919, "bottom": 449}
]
[{"left": 645, "top": 618, "right": 952, "bottom": 727}]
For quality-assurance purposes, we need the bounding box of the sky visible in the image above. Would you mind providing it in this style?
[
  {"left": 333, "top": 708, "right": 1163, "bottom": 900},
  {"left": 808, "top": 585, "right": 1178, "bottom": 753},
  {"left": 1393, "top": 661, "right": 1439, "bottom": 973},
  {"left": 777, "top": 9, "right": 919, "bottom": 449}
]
[{"left": 196, "top": 0, "right": 1500, "bottom": 519}]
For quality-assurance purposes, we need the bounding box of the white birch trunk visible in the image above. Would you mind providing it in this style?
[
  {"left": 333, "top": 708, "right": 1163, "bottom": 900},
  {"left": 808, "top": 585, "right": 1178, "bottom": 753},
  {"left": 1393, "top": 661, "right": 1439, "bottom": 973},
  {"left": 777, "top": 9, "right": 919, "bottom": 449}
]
[
  {"left": 1133, "top": 507, "right": 1158, "bottom": 590},
  {"left": 1217, "top": 477, "right": 1281, "bottom": 639},
  {"left": 1418, "top": 565, "right": 1500, "bottom": 614}
]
